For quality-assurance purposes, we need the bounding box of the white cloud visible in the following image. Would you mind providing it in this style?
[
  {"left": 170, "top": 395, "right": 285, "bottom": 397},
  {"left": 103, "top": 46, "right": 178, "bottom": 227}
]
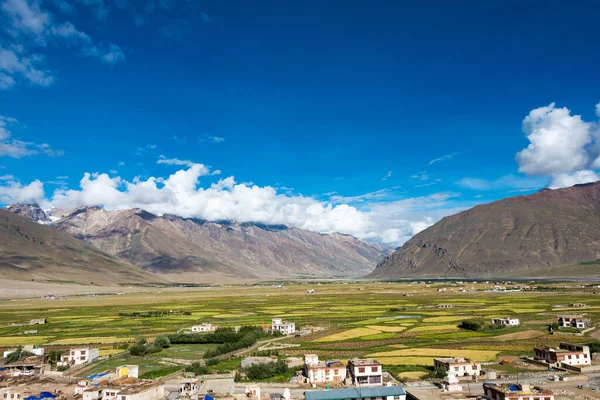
[
  {"left": 381, "top": 171, "right": 392, "bottom": 180},
  {"left": 428, "top": 152, "right": 460, "bottom": 166},
  {"left": 549, "top": 170, "right": 600, "bottom": 189},
  {"left": 516, "top": 103, "right": 592, "bottom": 176},
  {"left": 0, "top": 115, "right": 62, "bottom": 158},
  {"left": 0, "top": 162, "right": 468, "bottom": 245},
  {"left": 157, "top": 156, "right": 196, "bottom": 167},
  {"left": 0, "top": 0, "right": 124, "bottom": 89},
  {"left": 455, "top": 175, "right": 547, "bottom": 191},
  {"left": 410, "top": 171, "right": 429, "bottom": 181},
  {"left": 199, "top": 135, "right": 225, "bottom": 144}
]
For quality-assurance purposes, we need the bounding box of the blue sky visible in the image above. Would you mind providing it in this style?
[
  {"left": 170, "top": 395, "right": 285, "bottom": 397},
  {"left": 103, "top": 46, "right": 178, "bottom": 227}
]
[{"left": 1, "top": 0, "right": 600, "bottom": 244}]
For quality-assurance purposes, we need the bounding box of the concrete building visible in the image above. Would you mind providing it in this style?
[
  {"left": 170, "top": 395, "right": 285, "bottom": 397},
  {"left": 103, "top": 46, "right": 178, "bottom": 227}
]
[
  {"left": 245, "top": 385, "right": 260, "bottom": 399},
  {"left": 304, "top": 354, "right": 347, "bottom": 385},
  {"left": 58, "top": 347, "right": 99, "bottom": 366},
  {"left": 29, "top": 319, "right": 46, "bottom": 325},
  {"left": 347, "top": 358, "right": 383, "bottom": 386},
  {"left": 434, "top": 357, "right": 481, "bottom": 377},
  {"left": 491, "top": 317, "right": 520, "bottom": 326},
  {"left": 304, "top": 386, "right": 406, "bottom": 400},
  {"left": 83, "top": 382, "right": 164, "bottom": 400},
  {"left": 557, "top": 315, "right": 588, "bottom": 329},
  {"left": 191, "top": 323, "right": 217, "bottom": 333},
  {"left": 534, "top": 342, "right": 591, "bottom": 367},
  {"left": 271, "top": 318, "right": 295, "bottom": 335},
  {"left": 483, "top": 383, "right": 554, "bottom": 400},
  {"left": 437, "top": 304, "right": 453, "bottom": 308},
  {"left": 3, "top": 345, "right": 44, "bottom": 358},
  {"left": 180, "top": 378, "right": 200, "bottom": 395}
]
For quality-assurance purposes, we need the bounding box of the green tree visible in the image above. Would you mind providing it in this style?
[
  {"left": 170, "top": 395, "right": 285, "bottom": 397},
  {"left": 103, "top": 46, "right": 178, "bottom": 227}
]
[{"left": 154, "top": 335, "right": 171, "bottom": 348}]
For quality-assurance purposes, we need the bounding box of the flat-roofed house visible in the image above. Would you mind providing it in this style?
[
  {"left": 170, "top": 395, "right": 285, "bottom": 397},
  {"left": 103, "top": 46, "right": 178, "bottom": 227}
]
[
  {"left": 534, "top": 342, "right": 591, "bottom": 367},
  {"left": 347, "top": 358, "right": 382, "bottom": 386},
  {"left": 304, "top": 354, "right": 347, "bottom": 385},
  {"left": 434, "top": 357, "right": 481, "bottom": 377}
]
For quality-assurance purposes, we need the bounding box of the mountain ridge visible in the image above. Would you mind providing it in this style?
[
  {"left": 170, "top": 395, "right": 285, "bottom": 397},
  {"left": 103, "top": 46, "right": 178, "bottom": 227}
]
[{"left": 369, "top": 181, "right": 600, "bottom": 279}]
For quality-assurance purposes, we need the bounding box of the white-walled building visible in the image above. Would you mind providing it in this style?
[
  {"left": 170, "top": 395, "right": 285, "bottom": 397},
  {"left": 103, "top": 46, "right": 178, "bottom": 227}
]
[
  {"left": 491, "top": 317, "right": 520, "bottom": 326},
  {"left": 116, "top": 365, "right": 139, "bottom": 378},
  {"left": 434, "top": 357, "right": 481, "bottom": 377},
  {"left": 3, "top": 345, "right": 44, "bottom": 358},
  {"left": 347, "top": 358, "right": 382, "bottom": 386},
  {"left": 58, "top": 347, "right": 99, "bottom": 366},
  {"left": 180, "top": 378, "right": 200, "bottom": 396},
  {"left": 557, "top": 315, "right": 588, "bottom": 329},
  {"left": 83, "top": 383, "right": 164, "bottom": 400},
  {"left": 304, "top": 354, "right": 347, "bottom": 385},
  {"left": 534, "top": 342, "right": 591, "bottom": 367},
  {"left": 191, "top": 323, "right": 217, "bottom": 333},
  {"left": 272, "top": 318, "right": 295, "bottom": 335}
]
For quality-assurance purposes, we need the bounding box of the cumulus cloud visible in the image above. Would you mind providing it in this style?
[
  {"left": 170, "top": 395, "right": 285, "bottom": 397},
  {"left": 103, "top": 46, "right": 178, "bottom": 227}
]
[
  {"left": 0, "top": 162, "right": 468, "bottom": 245},
  {"left": 513, "top": 102, "right": 600, "bottom": 188},
  {"left": 0, "top": 115, "right": 62, "bottom": 157},
  {"left": 0, "top": 0, "right": 124, "bottom": 88}
]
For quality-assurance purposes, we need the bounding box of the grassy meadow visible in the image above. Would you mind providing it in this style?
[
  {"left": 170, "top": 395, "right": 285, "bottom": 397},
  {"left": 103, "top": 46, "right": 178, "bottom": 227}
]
[{"left": 0, "top": 281, "right": 598, "bottom": 380}]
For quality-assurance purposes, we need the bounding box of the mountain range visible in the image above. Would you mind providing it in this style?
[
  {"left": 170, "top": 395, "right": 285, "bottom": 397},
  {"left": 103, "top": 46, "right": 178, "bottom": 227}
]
[
  {"left": 370, "top": 182, "right": 600, "bottom": 279},
  {"left": 3, "top": 204, "right": 392, "bottom": 284}
]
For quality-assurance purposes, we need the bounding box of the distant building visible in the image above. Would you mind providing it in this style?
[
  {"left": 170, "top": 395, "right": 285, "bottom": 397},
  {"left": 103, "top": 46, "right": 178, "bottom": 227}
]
[
  {"left": 58, "top": 347, "right": 99, "bottom": 366},
  {"left": 347, "top": 358, "right": 382, "bottom": 386},
  {"left": 29, "top": 318, "right": 46, "bottom": 325},
  {"left": 483, "top": 383, "right": 554, "bottom": 400},
  {"left": 192, "top": 323, "right": 217, "bottom": 333},
  {"left": 534, "top": 342, "right": 591, "bottom": 367},
  {"left": 568, "top": 303, "right": 587, "bottom": 308},
  {"left": 304, "top": 354, "right": 347, "bottom": 385},
  {"left": 434, "top": 357, "right": 481, "bottom": 377},
  {"left": 272, "top": 318, "right": 295, "bottom": 335},
  {"left": 437, "top": 304, "right": 453, "bottom": 308},
  {"left": 491, "top": 317, "right": 520, "bottom": 327},
  {"left": 307, "top": 289, "right": 315, "bottom": 294},
  {"left": 304, "top": 386, "right": 406, "bottom": 400},
  {"left": 180, "top": 378, "right": 200, "bottom": 396},
  {"left": 3, "top": 345, "right": 44, "bottom": 358},
  {"left": 557, "top": 315, "right": 588, "bottom": 329},
  {"left": 83, "top": 382, "right": 164, "bottom": 400},
  {"left": 41, "top": 294, "right": 57, "bottom": 300}
]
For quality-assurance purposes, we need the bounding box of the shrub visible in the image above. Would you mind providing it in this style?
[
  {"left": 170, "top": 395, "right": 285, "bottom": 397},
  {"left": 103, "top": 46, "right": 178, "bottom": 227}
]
[
  {"left": 57, "top": 365, "right": 70, "bottom": 372},
  {"left": 459, "top": 320, "right": 485, "bottom": 332},
  {"left": 185, "top": 361, "right": 209, "bottom": 376},
  {"left": 154, "top": 335, "right": 171, "bottom": 348},
  {"left": 129, "top": 343, "right": 148, "bottom": 356},
  {"left": 242, "top": 360, "right": 289, "bottom": 380}
]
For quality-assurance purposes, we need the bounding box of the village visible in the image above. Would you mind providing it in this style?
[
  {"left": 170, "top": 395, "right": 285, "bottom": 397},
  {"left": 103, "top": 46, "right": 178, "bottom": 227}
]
[{"left": 2, "top": 309, "right": 600, "bottom": 400}]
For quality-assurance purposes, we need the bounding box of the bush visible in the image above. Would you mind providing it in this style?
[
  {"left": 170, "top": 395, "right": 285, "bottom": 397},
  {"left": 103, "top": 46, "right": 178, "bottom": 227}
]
[
  {"left": 186, "top": 361, "right": 210, "bottom": 376},
  {"left": 459, "top": 319, "right": 485, "bottom": 332},
  {"left": 589, "top": 341, "right": 600, "bottom": 353},
  {"left": 129, "top": 343, "right": 148, "bottom": 356},
  {"left": 57, "top": 365, "right": 70, "bottom": 372},
  {"left": 206, "top": 357, "right": 220, "bottom": 366},
  {"left": 242, "top": 360, "right": 289, "bottom": 380},
  {"left": 155, "top": 335, "right": 171, "bottom": 348},
  {"left": 48, "top": 350, "right": 65, "bottom": 363}
]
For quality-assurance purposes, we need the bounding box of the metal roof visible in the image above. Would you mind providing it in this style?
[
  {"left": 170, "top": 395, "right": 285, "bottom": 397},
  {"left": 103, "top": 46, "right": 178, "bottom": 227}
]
[{"left": 305, "top": 386, "right": 406, "bottom": 400}]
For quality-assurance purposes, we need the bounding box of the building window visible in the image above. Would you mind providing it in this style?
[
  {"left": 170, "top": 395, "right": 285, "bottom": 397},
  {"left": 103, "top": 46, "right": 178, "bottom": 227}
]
[
  {"left": 371, "top": 366, "right": 379, "bottom": 372},
  {"left": 359, "top": 367, "right": 366, "bottom": 373}
]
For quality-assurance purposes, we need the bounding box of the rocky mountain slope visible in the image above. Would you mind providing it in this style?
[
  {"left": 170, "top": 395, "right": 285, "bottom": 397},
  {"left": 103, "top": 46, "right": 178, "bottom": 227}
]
[
  {"left": 369, "top": 182, "right": 600, "bottom": 279},
  {"left": 0, "top": 209, "right": 162, "bottom": 285},
  {"left": 7, "top": 204, "right": 392, "bottom": 282}
]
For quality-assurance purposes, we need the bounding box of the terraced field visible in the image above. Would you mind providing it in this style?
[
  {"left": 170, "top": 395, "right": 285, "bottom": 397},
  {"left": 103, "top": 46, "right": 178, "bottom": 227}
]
[{"left": 0, "top": 281, "right": 598, "bottom": 381}]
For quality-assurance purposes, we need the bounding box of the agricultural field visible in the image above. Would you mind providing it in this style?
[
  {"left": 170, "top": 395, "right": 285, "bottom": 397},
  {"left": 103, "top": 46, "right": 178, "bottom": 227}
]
[{"left": 0, "top": 280, "right": 599, "bottom": 381}]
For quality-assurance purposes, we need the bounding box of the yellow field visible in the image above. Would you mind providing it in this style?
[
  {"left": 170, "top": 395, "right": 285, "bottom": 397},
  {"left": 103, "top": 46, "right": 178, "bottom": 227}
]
[
  {"left": 369, "top": 348, "right": 499, "bottom": 361},
  {"left": 316, "top": 327, "right": 381, "bottom": 342},
  {"left": 365, "top": 325, "right": 406, "bottom": 332},
  {"left": 50, "top": 336, "right": 133, "bottom": 345},
  {"left": 375, "top": 356, "right": 435, "bottom": 365},
  {"left": 407, "top": 324, "right": 461, "bottom": 333},
  {"left": 99, "top": 349, "right": 125, "bottom": 356},
  {"left": 0, "top": 336, "right": 54, "bottom": 345},
  {"left": 398, "top": 371, "right": 428, "bottom": 380}
]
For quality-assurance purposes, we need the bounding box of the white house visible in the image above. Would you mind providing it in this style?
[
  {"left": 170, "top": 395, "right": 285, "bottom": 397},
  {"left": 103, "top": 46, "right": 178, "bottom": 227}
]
[
  {"left": 180, "top": 378, "right": 200, "bottom": 395},
  {"left": 0, "top": 388, "right": 25, "bottom": 400},
  {"left": 347, "top": 358, "right": 383, "bottom": 386},
  {"left": 191, "top": 323, "right": 217, "bottom": 333},
  {"left": 271, "top": 318, "right": 295, "bottom": 335},
  {"left": 434, "top": 357, "right": 481, "bottom": 377},
  {"left": 304, "top": 354, "right": 347, "bottom": 385},
  {"left": 491, "top": 317, "right": 520, "bottom": 326},
  {"left": 3, "top": 345, "right": 44, "bottom": 358},
  {"left": 58, "top": 347, "right": 99, "bottom": 366},
  {"left": 557, "top": 315, "right": 588, "bottom": 329},
  {"left": 83, "top": 383, "right": 164, "bottom": 400},
  {"left": 534, "top": 343, "right": 591, "bottom": 367}
]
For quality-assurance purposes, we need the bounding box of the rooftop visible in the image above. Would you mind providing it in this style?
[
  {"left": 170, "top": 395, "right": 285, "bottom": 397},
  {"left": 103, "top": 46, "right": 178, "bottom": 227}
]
[
  {"left": 305, "top": 386, "right": 406, "bottom": 400},
  {"left": 308, "top": 361, "right": 346, "bottom": 369},
  {"left": 484, "top": 383, "right": 553, "bottom": 395},
  {"left": 348, "top": 358, "right": 380, "bottom": 366},
  {"left": 434, "top": 357, "right": 478, "bottom": 364}
]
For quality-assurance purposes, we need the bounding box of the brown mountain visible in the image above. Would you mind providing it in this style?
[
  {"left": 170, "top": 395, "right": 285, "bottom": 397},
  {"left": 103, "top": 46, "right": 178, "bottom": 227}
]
[
  {"left": 37, "top": 206, "right": 391, "bottom": 282},
  {"left": 0, "top": 209, "right": 162, "bottom": 285},
  {"left": 369, "top": 182, "right": 600, "bottom": 279}
]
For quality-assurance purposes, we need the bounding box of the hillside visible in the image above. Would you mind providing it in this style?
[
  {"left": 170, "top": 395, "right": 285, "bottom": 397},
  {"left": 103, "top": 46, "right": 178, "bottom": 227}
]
[
  {"left": 9, "top": 205, "right": 391, "bottom": 282},
  {"left": 0, "top": 209, "right": 162, "bottom": 285},
  {"left": 369, "top": 182, "right": 600, "bottom": 279}
]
